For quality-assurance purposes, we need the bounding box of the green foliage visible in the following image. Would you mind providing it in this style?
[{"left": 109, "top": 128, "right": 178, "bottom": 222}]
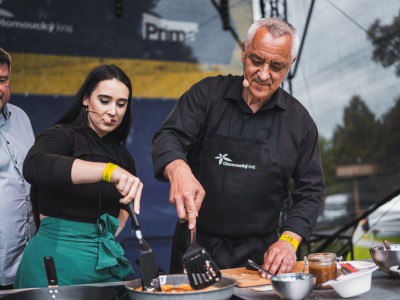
[
  {"left": 318, "top": 137, "right": 336, "bottom": 187},
  {"left": 377, "top": 97, "right": 400, "bottom": 173},
  {"left": 367, "top": 10, "right": 400, "bottom": 77},
  {"left": 320, "top": 95, "right": 400, "bottom": 188},
  {"left": 332, "top": 96, "right": 381, "bottom": 165}
]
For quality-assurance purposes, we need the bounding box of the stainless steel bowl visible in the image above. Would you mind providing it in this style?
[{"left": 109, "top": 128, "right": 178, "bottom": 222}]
[
  {"left": 270, "top": 273, "right": 316, "bottom": 300},
  {"left": 370, "top": 246, "right": 400, "bottom": 277}
]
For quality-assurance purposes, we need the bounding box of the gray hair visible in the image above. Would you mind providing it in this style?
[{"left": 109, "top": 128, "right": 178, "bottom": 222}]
[{"left": 244, "top": 17, "right": 299, "bottom": 59}]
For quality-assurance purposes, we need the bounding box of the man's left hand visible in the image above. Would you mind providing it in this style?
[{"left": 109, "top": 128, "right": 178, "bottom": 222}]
[{"left": 261, "top": 231, "right": 301, "bottom": 278}]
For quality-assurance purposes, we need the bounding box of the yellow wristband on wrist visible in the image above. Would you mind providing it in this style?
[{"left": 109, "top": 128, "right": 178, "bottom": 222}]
[
  {"left": 279, "top": 234, "right": 299, "bottom": 251},
  {"left": 102, "top": 163, "right": 118, "bottom": 182}
]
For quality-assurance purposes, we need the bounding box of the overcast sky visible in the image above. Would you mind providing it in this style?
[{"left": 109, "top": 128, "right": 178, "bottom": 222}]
[{"left": 284, "top": 0, "right": 400, "bottom": 138}]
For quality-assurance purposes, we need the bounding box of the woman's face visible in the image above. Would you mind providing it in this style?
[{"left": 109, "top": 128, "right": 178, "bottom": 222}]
[{"left": 82, "top": 78, "right": 129, "bottom": 137}]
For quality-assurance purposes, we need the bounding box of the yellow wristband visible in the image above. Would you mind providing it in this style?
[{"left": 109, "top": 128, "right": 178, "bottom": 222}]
[
  {"left": 102, "top": 163, "right": 118, "bottom": 182},
  {"left": 279, "top": 234, "right": 299, "bottom": 251}
]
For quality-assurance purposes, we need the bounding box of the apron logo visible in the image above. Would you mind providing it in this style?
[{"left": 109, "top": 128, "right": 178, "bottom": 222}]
[
  {"left": 215, "top": 153, "right": 232, "bottom": 165},
  {"left": 214, "top": 153, "right": 256, "bottom": 170}
]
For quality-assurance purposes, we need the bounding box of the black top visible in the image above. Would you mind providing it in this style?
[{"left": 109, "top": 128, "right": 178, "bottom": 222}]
[
  {"left": 23, "top": 124, "right": 136, "bottom": 223},
  {"left": 152, "top": 75, "right": 325, "bottom": 240}
]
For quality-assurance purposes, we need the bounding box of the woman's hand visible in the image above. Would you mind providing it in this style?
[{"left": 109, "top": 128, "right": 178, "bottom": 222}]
[{"left": 111, "top": 167, "right": 143, "bottom": 214}]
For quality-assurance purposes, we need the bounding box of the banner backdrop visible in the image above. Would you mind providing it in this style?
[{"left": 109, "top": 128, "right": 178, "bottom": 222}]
[
  {"left": 2, "top": 0, "right": 253, "bottom": 273},
  {"left": 0, "top": 0, "right": 236, "bottom": 64}
]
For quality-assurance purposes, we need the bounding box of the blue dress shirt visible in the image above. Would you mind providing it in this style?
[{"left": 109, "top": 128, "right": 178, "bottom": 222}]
[{"left": 0, "top": 103, "right": 36, "bottom": 285}]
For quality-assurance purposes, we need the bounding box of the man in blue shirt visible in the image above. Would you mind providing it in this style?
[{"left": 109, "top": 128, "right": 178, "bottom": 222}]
[{"left": 0, "top": 48, "right": 36, "bottom": 289}]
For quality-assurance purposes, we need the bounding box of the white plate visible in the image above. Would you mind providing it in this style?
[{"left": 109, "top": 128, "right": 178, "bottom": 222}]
[
  {"left": 251, "top": 285, "right": 273, "bottom": 292},
  {"left": 340, "top": 260, "right": 376, "bottom": 270}
]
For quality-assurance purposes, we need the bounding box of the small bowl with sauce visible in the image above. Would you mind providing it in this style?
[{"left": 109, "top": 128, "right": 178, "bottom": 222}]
[{"left": 270, "top": 273, "right": 316, "bottom": 300}]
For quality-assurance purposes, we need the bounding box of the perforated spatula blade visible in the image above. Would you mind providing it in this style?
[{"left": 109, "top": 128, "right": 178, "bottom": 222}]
[{"left": 182, "top": 228, "right": 221, "bottom": 290}]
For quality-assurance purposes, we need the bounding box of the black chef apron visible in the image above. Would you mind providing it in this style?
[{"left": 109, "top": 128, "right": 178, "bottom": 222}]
[{"left": 170, "top": 112, "right": 288, "bottom": 273}]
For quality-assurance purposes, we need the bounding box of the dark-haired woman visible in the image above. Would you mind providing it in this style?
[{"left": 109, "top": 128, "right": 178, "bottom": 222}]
[{"left": 14, "top": 64, "right": 142, "bottom": 288}]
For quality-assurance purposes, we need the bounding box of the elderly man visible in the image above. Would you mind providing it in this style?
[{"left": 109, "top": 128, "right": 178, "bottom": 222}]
[
  {"left": 0, "top": 48, "right": 36, "bottom": 289},
  {"left": 152, "top": 17, "right": 325, "bottom": 276}
]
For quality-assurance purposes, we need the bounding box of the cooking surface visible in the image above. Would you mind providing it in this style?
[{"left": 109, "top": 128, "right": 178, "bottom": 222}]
[
  {"left": 1, "top": 265, "right": 399, "bottom": 300},
  {"left": 0, "top": 284, "right": 245, "bottom": 300},
  {"left": 221, "top": 261, "right": 307, "bottom": 287},
  {"left": 108, "top": 285, "right": 246, "bottom": 300}
]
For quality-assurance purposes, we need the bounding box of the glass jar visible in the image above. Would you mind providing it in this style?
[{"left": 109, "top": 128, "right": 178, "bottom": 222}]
[{"left": 304, "top": 253, "right": 340, "bottom": 289}]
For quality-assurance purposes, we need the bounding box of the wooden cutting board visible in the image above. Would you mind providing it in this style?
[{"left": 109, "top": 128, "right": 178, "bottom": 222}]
[{"left": 221, "top": 261, "right": 307, "bottom": 287}]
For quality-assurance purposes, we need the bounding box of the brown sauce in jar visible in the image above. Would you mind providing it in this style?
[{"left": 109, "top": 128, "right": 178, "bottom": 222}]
[
  {"left": 305, "top": 253, "right": 338, "bottom": 289},
  {"left": 309, "top": 263, "right": 337, "bottom": 286}
]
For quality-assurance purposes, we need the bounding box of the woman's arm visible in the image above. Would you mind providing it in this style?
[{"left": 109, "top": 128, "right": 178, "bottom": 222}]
[{"left": 71, "top": 159, "right": 142, "bottom": 214}]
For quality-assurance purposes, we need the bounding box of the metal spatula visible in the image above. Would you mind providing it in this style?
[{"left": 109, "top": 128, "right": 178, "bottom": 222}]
[
  {"left": 127, "top": 203, "right": 161, "bottom": 292},
  {"left": 182, "top": 227, "right": 221, "bottom": 290}
]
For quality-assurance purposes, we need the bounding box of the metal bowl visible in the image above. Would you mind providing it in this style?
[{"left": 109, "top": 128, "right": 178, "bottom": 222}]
[
  {"left": 125, "top": 274, "right": 235, "bottom": 300},
  {"left": 370, "top": 246, "right": 400, "bottom": 277},
  {"left": 270, "top": 273, "right": 316, "bottom": 300}
]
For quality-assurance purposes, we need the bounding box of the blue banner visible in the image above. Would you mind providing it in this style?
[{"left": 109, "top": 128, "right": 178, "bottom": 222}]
[{"left": 0, "top": 0, "right": 236, "bottom": 64}]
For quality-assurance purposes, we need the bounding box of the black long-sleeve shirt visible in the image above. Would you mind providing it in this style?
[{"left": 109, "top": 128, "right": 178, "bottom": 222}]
[
  {"left": 23, "top": 124, "right": 136, "bottom": 223},
  {"left": 152, "top": 75, "right": 325, "bottom": 240}
]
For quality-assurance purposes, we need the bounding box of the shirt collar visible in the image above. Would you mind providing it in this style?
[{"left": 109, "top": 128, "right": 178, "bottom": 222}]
[
  {"left": 225, "top": 76, "right": 287, "bottom": 112},
  {"left": 0, "top": 104, "right": 11, "bottom": 127},
  {"left": 84, "top": 124, "right": 113, "bottom": 143}
]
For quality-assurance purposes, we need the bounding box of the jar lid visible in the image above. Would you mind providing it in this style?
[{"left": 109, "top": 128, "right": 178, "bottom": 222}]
[{"left": 307, "top": 253, "right": 337, "bottom": 262}]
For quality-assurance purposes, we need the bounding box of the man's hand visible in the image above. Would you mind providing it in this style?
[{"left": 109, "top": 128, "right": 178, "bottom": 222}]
[
  {"left": 164, "top": 159, "right": 205, "bottom": 230},
  {"left": 261, "top": 231, "right": 302, "bottom": 278}
]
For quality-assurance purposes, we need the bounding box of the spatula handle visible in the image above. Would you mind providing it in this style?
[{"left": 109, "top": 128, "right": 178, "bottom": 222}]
[
  {"left": 127, "top": 202, "right": 140, "bottom": 231},
  {"left": 43, "top": 256, "right": 58, "bottom": 287},
  {"left": 190, "top": 227, "right": 197, "bottom": 245}
]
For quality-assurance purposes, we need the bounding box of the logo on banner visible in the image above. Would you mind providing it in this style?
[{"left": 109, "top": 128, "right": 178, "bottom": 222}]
[
  {"left": 0, "top": 1, "right": 13, "bottom": 18},
  {"left": 142, "top": 13, "right": 198, "bottom": 42},
  {"left": 0, "top": 1, "right": 73, "bottom": 34},
  {"left": 214, "top": 153, "right": 256, "bottom": 170}
]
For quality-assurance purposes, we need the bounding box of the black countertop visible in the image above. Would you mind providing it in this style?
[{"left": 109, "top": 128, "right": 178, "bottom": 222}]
[
  {"left": 1, "top": 269, "right": 399, "bottom": 299},
  {"left": 233, "top": 270, "right": 400, "bottom": 300}
]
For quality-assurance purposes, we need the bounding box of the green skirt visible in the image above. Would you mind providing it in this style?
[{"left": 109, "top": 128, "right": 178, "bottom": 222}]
[{"left": 14, "top": 214, "right": 133, "bottom": 288}]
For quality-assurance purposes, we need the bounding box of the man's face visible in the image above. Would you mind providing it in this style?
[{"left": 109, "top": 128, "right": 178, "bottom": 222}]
[
  {"left": 0, "top": 63, "right": 11, "bottom": 111},
  {"left": 242, "top": 27, "right": 295, "bottom": 103}
]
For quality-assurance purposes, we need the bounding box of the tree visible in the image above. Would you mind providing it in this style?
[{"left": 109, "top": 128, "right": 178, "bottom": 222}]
[
  {"left": 367, "top": 10, "right": 400, "bottom": 77},
  {"left": 377, "top": 97, "right": 400, "bottom": 173},
  {"left": 318, "top": 136, "right": 336, "bottom": 187},
  {"left": 332, "top": 96, "right": 381, "bottom": 165}
]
